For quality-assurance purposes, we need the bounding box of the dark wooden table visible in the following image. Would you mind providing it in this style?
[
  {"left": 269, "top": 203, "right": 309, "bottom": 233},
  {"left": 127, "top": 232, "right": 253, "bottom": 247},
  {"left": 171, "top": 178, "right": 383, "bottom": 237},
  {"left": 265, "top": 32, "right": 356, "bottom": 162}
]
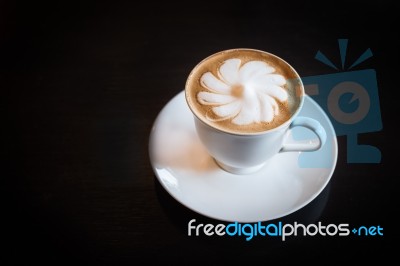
[{"left": 2, "top": 1, "right": 396, "bottom": 264}]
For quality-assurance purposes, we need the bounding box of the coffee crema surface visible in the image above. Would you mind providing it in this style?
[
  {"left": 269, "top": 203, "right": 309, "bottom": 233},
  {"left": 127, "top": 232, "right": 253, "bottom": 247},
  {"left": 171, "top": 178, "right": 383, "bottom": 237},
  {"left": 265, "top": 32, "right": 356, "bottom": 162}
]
[{"left": 186, "top": 49, "right": 302, "bottom": 134}]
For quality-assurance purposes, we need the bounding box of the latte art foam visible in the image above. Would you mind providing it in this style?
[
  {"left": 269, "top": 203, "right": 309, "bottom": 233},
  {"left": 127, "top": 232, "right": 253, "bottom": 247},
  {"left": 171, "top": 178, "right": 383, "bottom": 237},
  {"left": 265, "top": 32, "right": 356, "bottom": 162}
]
[
  {"left": 197, "top": 59, "right": 288, "bottom": 125},
  {"left": 185, "top": 49, "right": 302, "bottom": 134}
]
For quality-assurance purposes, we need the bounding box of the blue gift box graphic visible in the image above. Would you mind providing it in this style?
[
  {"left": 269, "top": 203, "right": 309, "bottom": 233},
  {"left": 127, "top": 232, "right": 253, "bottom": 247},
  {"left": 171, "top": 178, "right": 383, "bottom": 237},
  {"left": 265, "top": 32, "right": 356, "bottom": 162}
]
[{"left": 297, "top": 39, "right": 382, "bottom": 166}]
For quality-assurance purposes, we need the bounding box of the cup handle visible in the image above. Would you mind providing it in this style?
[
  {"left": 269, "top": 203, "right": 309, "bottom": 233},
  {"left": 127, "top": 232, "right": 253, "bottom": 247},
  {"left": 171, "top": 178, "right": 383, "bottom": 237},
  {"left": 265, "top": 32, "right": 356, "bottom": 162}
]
[{"left": 280, "top": 117, "right": 327, "bottom": 152}]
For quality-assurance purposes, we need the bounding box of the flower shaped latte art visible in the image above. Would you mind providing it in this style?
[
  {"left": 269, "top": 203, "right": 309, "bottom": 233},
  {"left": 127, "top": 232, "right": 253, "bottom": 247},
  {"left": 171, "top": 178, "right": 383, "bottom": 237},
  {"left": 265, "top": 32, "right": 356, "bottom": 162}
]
[{"left": 197, "top": 59, "right": 288, "bottom": 125}]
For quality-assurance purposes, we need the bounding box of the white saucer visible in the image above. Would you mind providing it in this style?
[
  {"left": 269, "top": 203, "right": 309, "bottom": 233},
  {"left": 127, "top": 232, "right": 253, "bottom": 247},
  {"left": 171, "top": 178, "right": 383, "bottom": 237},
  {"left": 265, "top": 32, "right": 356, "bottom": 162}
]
[{"left": 149, "top": 91, "right": 338, "bottom": 223}]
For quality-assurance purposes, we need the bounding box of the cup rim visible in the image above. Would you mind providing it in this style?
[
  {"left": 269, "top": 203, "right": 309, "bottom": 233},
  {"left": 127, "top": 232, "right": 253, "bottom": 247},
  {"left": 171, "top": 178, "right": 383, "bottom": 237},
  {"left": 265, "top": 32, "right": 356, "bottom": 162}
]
[{"left": 185, "top": 48, "right": 305, "bottom": 136}]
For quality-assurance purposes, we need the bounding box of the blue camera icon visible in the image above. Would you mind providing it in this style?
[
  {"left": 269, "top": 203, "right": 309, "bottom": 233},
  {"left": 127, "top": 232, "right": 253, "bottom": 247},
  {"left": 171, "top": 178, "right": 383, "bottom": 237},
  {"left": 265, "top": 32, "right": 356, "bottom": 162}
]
[{"left": 296, "top": 39, "right": 382, "bottom": 166}]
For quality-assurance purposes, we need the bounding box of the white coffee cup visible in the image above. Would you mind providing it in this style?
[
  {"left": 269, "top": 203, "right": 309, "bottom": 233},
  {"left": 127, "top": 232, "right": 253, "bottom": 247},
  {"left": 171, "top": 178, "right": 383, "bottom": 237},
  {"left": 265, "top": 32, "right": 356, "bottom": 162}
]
[{"left": 185, "top": 49, "right": 327, "bottom": 174}]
